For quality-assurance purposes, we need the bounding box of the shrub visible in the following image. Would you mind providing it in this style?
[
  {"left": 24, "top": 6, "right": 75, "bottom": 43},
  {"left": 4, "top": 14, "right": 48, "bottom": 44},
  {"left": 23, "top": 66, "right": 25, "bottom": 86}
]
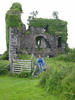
[
  {"left": 0, "top": 51, "right": 8, "bottom": 60},
  {"left": 62, "top": 67, "right": 75, "bottom": 100},
  {"left": 40, "top": 67, "right": 63, "bottom": 95},
  {"left": 10, "top": 2, "right": 22, "bottom": 12},
  {"left": 0, "top": 60, "right": 10, "bottom": 75},
  {"left": 40, "top": 57, "right": 75, "bottom": 100},
  {"left": 18, "top": 54, "right": 32, "bottom": 60},
  {"left": 14, "top": 71, "right": 31, "bottom": 78},
  {"left": 54, "top": 49, "right": 75, "bottom": 62}
]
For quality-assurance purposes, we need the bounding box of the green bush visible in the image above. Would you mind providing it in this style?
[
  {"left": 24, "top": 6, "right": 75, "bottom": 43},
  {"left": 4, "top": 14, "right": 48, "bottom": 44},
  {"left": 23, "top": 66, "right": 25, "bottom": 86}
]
[
  {"left": 0, "top": 51, "right": 8, "bottom": 60},
  {"left": 10, "top": 2, "right": 22, "bottom": 12},
  {"left": 0, "top": 60, "right": 10, "bottom": 75},
  {"left": 14, "top": 71, "right": 31, "bottom": 78},
  {"left": 18, "top": 54, "right": 32, "bottom": 60},
  {"left": 40, "top": 57, "right": 75, "bottom": 100},
  {"left": 54, "top": 49, "right": 75, "bottom": 62},
  {"left": 62, "top": 68, "right": 75, "bottom": 100},
  {"left": 40, "top": 66, "right": 63, "bottom": 95}
]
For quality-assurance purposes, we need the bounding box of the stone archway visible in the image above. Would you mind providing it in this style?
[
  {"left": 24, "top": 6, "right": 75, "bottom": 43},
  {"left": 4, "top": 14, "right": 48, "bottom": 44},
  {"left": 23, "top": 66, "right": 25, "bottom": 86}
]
[
  {"left": 36, "top": 36, "right": 46, "bottom": 49},
  {"left": 35, "top": 36, "right": 51, "bottom": 49}
]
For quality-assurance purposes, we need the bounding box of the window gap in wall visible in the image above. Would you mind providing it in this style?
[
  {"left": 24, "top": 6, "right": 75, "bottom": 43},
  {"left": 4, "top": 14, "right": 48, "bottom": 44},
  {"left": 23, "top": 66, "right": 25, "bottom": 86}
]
[{"left": 58, "top": 36, "right": 62, "bottom": 48}]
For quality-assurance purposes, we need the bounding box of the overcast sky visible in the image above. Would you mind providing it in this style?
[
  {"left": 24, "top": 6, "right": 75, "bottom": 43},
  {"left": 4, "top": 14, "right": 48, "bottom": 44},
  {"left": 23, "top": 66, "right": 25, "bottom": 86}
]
[{"left": 0, "top": 0, "right": 75, "bottom": 54}]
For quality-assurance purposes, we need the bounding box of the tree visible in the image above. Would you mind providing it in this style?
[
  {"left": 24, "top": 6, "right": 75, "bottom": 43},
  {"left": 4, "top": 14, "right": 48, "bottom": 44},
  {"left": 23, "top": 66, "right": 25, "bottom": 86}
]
[
  {"left": 53, "top": 11, "right": 59, "bottom": 19},
  {"left": 30, "top": 10, "right": 38, "bottom": 19},
  {"left": 27, "top": 10, "right": 38, "bottom": 24}
]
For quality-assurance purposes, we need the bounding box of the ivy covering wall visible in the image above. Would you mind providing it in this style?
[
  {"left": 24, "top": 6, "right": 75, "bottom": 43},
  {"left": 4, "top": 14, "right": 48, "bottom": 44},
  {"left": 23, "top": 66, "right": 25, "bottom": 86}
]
[
  {"left": 29, "top": 18, "right": 68, "bottom": 43},
  {"left": 5, "top": 3, "right": 23, "bottom": 50},
  {"left": 5, "top": 2, "right": 68, "bottom": 53}
]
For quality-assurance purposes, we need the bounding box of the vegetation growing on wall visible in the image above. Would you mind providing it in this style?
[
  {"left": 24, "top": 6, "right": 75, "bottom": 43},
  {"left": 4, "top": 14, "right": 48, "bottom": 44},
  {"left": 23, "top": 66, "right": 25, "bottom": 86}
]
[
  {"left": 5, "top": 3, "right": 68, "bottom": 56},
  {"left": 29, "top": 18, "right": 68, "bottom": 43},
  {"left": 10, "top": 3, "right": 22, "bottom": 12},
  {"left": 5, "top": 3, "right": 24, "bottom": 50}
]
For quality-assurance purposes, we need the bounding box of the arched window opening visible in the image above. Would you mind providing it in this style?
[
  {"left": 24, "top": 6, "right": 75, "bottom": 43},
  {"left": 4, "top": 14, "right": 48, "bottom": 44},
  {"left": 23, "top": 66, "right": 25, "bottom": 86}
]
[
  {"left": 35, "top": 36, "right": 51, "bottom": 50},
  {"left": 36, "top": 36, "right": 42, "bottom": 50}
]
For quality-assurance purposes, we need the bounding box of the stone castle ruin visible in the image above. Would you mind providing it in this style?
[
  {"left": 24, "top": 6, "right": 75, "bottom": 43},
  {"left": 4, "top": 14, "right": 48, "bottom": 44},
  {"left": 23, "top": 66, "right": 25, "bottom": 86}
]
[
  {"left": 6, "top": 3, "right": 68, "bottom": 73},
  {"left": 9, "top": 26, "right": 66, "bottom": 61},
  {"left": 6, "top": 3, "right": 67, "bottom": 61}
]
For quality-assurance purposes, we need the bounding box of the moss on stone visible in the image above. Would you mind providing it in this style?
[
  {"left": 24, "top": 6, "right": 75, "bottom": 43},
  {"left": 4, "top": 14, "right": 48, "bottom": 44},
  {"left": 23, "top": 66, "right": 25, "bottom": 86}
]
[
  {"left": 29, "top": 18, "right": 68, "bottom": 43},
  {"left": 5, "top": 3, "right": 24, "bottom": 50}
]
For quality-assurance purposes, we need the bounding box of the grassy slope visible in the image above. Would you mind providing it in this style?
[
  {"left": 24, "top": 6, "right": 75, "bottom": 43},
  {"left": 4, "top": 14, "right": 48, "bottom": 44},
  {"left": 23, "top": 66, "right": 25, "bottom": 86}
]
[
  {"left": 40, "top": 57, "right": 75, "bottom": 100},
  {"left": 0, "top": 76, "right": 59, "bottom": 100},
  {"left": 0, "top": 55, "right": 75, "bottom": 100}
]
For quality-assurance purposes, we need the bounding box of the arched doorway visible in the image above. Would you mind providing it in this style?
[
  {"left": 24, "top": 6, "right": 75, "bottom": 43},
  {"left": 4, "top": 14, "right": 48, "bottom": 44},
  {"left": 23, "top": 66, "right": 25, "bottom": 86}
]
[
  {"left": 36, "top": 36, "right": 46, "bottom": 49},
  {"left": 35, "top": 36, "right": 51, "bottom": 49}
]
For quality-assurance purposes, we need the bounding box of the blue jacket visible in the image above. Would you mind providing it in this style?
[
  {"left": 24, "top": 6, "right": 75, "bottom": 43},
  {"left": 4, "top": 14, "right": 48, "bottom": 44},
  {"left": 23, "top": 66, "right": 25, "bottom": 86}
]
[{"left": 37, "top": 58, "right": 45, "bottom": 66}]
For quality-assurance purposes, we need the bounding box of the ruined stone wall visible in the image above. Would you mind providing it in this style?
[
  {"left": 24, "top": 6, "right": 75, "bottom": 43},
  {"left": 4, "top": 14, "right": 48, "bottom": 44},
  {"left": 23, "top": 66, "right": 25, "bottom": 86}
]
[
  {"left": 9, "top": 27, "right": 66, "bottom": 58},
  {"left": 19, "top": 27, "right": 66, "bottom": 56},
  {"left": 9, "top": 27, "right": 19, "bottom": 61}
]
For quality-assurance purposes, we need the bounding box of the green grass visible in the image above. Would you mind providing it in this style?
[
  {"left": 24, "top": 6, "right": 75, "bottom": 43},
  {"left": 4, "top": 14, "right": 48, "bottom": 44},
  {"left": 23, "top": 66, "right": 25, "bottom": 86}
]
[
  {"left": 0, "top": 53, "right": 75, "bottom": 100},
  {"left": 0, "top": 76, "right": 60, "bottom": 100},
  {"left": 40, "top": 57, "right": 75, "bottom": 100}
]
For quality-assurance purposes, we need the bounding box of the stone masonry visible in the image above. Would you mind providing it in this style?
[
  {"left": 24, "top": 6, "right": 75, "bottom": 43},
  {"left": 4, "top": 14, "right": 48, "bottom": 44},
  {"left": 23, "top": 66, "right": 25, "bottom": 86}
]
[{"left": 9, "top": 26, "right": 66, "bottom": 61}]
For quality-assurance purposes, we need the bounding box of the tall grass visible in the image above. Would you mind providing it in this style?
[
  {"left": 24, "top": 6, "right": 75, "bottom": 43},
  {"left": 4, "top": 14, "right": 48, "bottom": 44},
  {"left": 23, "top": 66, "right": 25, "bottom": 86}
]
[
  {"left": 54, "top": 49, "right": 75, "bottom": 62},
  {"left": 40, "top": 56, "right": 75, "bottom": 100}
]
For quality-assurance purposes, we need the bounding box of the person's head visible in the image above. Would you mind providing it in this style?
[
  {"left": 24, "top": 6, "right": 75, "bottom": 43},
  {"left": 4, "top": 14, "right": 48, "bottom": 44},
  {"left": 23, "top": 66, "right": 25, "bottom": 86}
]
[{"left": 38, "top": 54, "right": 41, "bottom": 58}]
